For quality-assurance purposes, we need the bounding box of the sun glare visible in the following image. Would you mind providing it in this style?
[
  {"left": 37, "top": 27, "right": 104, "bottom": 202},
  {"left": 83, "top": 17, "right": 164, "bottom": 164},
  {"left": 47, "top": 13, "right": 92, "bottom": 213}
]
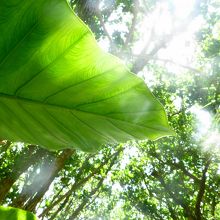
[
  {"left": 172, "top": 0, "right": 196, "bottom": 19},
  {"left": 190, "top": 105, "right": 212, "bottom": 138},
  {"left": 189, "top": 105, "right": 220, "bottom": 152},
  {"left": 204, "top": 131, "right": 220, "bottom": 151},
  {"left": 98, "top": 0, "right": 205, "bottom": 77},
  {"left": 131, "top": 0, "right": 205, "bottom": 76}
]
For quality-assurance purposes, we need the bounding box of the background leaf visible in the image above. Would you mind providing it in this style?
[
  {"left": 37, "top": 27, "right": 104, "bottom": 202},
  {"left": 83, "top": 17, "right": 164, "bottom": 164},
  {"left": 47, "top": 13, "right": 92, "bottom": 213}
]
[{"left": 0, "top": 206, "right": 38, "bottom": 220}]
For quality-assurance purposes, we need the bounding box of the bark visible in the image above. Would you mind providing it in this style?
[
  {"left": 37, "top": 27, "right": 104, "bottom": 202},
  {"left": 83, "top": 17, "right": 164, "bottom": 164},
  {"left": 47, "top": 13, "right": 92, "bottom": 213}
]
[
  {"left": 67, "top": 149, "right": 120, "bottom": 220},
  {"left": 195, "top": 159, "right": 211, "bottom": 220},
  {"left": 166, "top": 199, "right": 179, "bottom": 220},
  {"left": 23, "top": 149, "right": 74, "bottom": 212},
  {"left": 152, "top": 170, "right": 195, "bottom": 219},
  {"left": 123, "top": 0, "right": 138, "bottom": 47},
  {"left": 39, "top": 155, "right": 97, "bottom": 218},
  {"left": 0, "top": 146, "right": 46, "bottom": 203},
  {"left": 48, "top": 192, "right": 70, "bottom": 220},
  {"left": 40, "top": 147, "right": 123, "bottom": 219},
  {"left": 131, "top": 0, "right": 200, "bottom": 73},
  {"left": 211, "top": 197, "right": 216, "bottom": 217},
  {"left": 68, "top": 178, "right": 104, "bottom": 220}
]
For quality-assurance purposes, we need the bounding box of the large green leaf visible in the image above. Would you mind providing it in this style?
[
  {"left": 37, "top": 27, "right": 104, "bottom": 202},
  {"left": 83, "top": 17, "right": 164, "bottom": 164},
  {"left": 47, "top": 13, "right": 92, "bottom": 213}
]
[
  {"left": 0, "top": 206, "right": 38, "bottom": 220},
  {"left": 0, "top": 0, "right": 173, "bottom": 152}
]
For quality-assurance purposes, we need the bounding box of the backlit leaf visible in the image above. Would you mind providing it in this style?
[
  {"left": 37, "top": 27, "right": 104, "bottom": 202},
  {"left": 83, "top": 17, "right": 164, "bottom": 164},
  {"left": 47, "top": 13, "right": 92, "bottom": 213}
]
[
  {"left": 0, "top": 206, "right": 38, "bottom": 220},
  {"left": 0, "top": 0, "right": 173, "bottom": 152}
]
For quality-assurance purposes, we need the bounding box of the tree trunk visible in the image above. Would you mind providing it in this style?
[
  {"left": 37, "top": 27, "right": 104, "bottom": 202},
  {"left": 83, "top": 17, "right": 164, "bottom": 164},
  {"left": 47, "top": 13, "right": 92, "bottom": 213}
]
[
  {"left": 25, "top": 149, "right": 74, "bottom": 212},
  {"left": 0, "top": 146, "right": 46, "bottom": 203},
  {"left": 48, "top": 191, "right": 71, "bottom": 220},
  {"left": 39, "top": 154, "right": 106, "bottom": 218},
  {"left": 40, "top": 147, "right": 123, "bottom": 219},
  {"left": 195, "top": 159, "right": 211, "bottom": 220},
  {"left": 152, "top": 170, "right": 195, "bottom": 219},
  {"left": 67, "top": 149, "right": 120, "bottom": 220},
  {"left": 12, "top": 149, "right": 74, "bottom": 212},
  {"left": 68, "top": 178, "right": 104, "bottom": 220}
]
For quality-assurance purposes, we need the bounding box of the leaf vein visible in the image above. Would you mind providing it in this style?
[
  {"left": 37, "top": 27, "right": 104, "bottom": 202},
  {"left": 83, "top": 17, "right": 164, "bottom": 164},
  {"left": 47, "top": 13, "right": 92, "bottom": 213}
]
[{"left": 14, "top": 31, "right": 90, "bottom": 95}]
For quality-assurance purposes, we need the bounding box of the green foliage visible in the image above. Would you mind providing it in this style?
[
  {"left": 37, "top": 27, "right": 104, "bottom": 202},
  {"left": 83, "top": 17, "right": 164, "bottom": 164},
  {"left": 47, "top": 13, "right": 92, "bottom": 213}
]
[
  {"left": 0, "top": 0, "right": 172, "bottom": 152},
  {"left": 0, "top": 0, "right": 219, "bottom": 219},
  {"left": 0, "top": 206, "right": 38, "bottom": 220}
]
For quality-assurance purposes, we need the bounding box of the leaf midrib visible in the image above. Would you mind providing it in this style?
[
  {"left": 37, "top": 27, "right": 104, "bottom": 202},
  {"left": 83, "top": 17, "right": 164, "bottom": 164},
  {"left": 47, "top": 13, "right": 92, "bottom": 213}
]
[{"left": 0, "top": 93, "right": 169, "bottom": 133}]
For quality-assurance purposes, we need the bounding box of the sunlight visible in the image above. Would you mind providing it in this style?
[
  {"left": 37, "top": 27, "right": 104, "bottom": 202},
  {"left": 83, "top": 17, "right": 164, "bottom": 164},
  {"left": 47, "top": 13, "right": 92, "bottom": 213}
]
[
  {"left": 190, "top": 105, "right": 212, "bottom": 138},
  {"left": 112, "top": 182, "right": 123, "bottom": 192},
  {"left": 212, "top": 20, "right": 220, "bottom": 39},
  {"left": 172, "top": 96, "right": 182, "bottom": 110},
  {"left": 98, "top": 0, "right": 204, "bottom": 77},
  {"left": 157, "top": 16, "right": 205, "bottom": 74},
  {"left": 153, "top": 3, "right": 173, "bottom": 36},
  {"left": 98, "top": 37, "right": 110, "bottom": 52},
  {"left": 137, "top": 68, "right": 157, "bottom": 88},
  {"left": 189, "top": 105, "right": 220, "bottom": 152},
  {"left": 36, "top": 168, "right": 41, "bottom": 174},
  {"left": 105, "top": 6, "right": 130, "bottom": 37},
  {"left": 133, "top": 0, "right": 204, "bottom": 76},
  {"left": 204, "top": 131, "right": 220, "bottom": 151},
  {"left": 119, "top": 144, "right": 140, "bottom": 169},
  {"left": 172, "top": 0, "right": 196, "bottom": 19},
  {"left": 12, "top": 142, "right": 24, "bottom": 152},
  {"left": 1, "top": 1, "right": 219, "bottom": 219},
  {"left": 217, "top": 163, "right": 220, "bottom": 175}
]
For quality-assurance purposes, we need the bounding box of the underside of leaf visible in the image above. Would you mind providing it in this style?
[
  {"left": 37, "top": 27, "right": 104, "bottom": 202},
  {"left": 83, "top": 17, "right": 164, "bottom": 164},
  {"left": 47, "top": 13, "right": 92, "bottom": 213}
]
[{"left": 0, "top": 0, "right": 174, "bottom": 152}]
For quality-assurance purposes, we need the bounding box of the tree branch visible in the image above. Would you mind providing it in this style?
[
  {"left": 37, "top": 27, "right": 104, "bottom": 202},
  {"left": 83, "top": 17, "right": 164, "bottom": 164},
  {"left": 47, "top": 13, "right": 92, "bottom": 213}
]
[
  {"left": 67, "top": 148, "right": 121, "bottom": 220},
  {"left": 39, "top": 147, "right": 123, "bottom": 219},
  {"left": 124, "top": 0, "right": 139, "bottom": 47},
  {"left": 152, "top": 170, "right": 195, "bottom": 219},
  {"left": 147, "top": 149, "right": 200, "bottom": 184},
  {"left": 39, "top": 155, "right": 101, "bottom": 218},
  {"left": 195, "top": 158, "right": 211, "bottom": 220},
  {"left": 68, "top": 177, "right": 104, "bottom": 220},
  {"left": 131, "top": 0, "right": 201, "bottom": 73},
  {"left": 25, "top": 149, "right": 74, "bottom": 212},
  {"left": 170, "top": 161, "right": 200, "bottom": 184},
  {"left": 151, "top": 57, "right": 202, "bottom": 73},
  {"left": 96, "top": 10, "right": 113, "bottom": 44}
]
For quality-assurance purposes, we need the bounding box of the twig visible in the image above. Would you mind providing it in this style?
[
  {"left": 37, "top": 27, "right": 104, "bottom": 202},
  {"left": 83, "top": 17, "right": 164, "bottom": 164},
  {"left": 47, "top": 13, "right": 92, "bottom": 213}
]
[
  {"left": 151, "top": 57, "right": 202, "bottom": 73},
  {"left": 195, "top": 158, "right": 211, "bottom": 220},
  {"left": 131, "top": 0, "right": 201, "bottom": 73},
  {"left": 124, "top": 0, "right": 139, "bottom": 47},
  {"left": 96, "top": 10, "right": 113, "bottom": 44}
]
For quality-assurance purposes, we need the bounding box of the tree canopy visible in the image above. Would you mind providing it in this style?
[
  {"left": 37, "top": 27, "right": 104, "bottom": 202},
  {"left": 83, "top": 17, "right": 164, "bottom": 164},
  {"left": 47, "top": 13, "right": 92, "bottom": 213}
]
[{"left": 0, "top": 0, "right": 220, "bottom": 219}]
